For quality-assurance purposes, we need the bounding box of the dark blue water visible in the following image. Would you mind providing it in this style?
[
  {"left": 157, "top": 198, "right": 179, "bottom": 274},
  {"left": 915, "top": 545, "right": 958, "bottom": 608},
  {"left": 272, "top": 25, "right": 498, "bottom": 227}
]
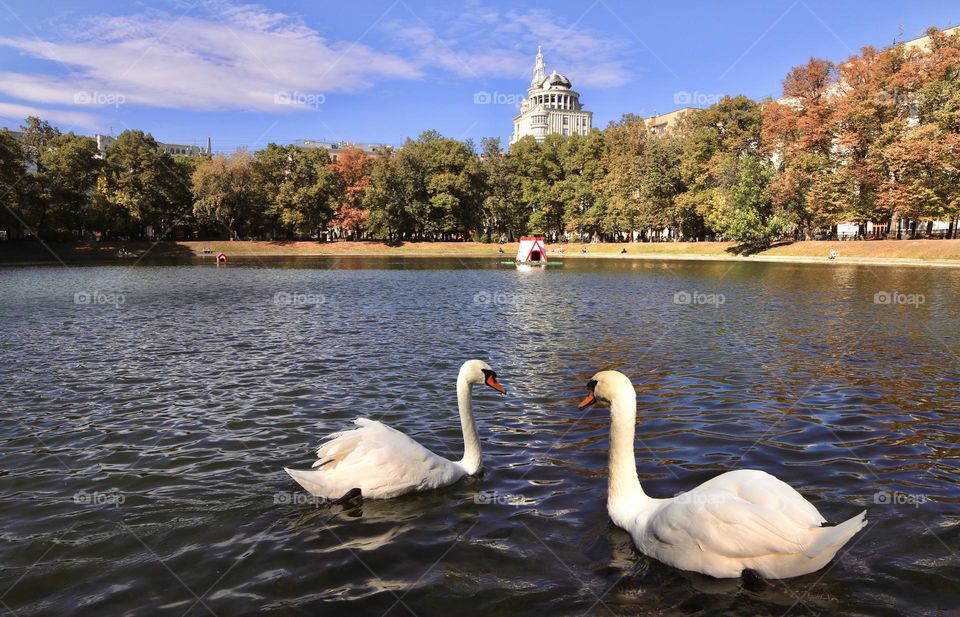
[{"left": 1, "top": 257, "right": 958, "bottom": 616}]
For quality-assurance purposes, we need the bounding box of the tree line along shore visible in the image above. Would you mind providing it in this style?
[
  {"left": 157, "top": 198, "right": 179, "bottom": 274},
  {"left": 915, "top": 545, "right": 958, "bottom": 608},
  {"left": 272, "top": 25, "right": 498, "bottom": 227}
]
[{"left": 1, "top": 27, "right": 958, "bottom": 248}]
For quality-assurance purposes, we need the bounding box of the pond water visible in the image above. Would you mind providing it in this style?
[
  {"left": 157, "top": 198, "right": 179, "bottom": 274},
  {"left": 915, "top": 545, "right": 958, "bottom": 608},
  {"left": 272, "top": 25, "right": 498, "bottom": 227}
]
[{"left": 1, "top": 256, "right": 958, "bottom": 616}]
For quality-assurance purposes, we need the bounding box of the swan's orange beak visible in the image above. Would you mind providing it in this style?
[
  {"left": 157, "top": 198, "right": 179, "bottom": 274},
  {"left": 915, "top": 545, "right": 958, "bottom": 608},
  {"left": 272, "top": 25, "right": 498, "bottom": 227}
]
[
  {"left": 485, "top": 373, "right": 507, "bottom": 395},
  {"left": 578, "top": 378, "right": 599, "bottom": 410},
  {"left": 577, "top": 392, "right": 597, "bottom": 410}
]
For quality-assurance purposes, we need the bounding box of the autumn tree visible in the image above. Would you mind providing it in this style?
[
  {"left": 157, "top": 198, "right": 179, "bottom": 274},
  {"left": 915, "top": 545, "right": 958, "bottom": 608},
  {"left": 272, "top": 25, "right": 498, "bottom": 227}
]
[
  {"left": 331, "top": 147, "right": 372, "bottom": 239},
  {"left": 596, "top": 116, "right": 647, "bottom": 239},
  {"left": 762, "top": 58, "right": 837, "bottom": 237},
  {"left": 192, "top": 149, "right": 256, "bottom": 239}
]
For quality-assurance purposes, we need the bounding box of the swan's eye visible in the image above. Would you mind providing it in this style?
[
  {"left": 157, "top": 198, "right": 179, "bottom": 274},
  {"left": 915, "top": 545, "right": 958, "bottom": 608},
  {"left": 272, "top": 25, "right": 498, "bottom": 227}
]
[
  {"left": 481, "top": 369, "right": 496, "bottom": 380},
  {"left": 586, "top": 379, "right": 598, "bottom": 392}
]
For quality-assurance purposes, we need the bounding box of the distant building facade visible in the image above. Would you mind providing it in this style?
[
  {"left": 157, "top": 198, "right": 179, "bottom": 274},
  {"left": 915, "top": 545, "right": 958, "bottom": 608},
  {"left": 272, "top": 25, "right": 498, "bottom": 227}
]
[
  {"left": 511, "top": 47, "right": 593, "bottom": 145},
  {"left": 644, "top": 107, "right": 699, "bottom": 135},
  {"left": 293, "top": 140, "right": 392, "bottom": 162},
  {"left": 95, "top": 134, "right": 212, "bottom": 157}
]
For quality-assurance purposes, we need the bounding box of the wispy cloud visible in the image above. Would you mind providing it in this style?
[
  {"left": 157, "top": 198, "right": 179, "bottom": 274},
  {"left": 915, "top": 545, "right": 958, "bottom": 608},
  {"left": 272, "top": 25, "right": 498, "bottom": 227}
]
[
  {"left": 381, "top": 3, "right": 634, "bottom": 87},
  {"left": 0, "top": 101, "right": 97, "bottom": 130},
  {"left": 0, "top": 0, "right": 633, "bottom": 129},
  {"left": 0, "top": 1, "right": 421, "bottom": 116}
]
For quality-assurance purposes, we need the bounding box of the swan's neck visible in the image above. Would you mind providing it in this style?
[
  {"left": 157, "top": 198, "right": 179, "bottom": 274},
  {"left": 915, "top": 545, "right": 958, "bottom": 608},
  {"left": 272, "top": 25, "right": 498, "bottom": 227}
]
[
  {"left": 457, "top": 378, "right": 482, "bottom": 475},
  {"left": 607, "top": 389, "right": 652, "bottom": 523}
]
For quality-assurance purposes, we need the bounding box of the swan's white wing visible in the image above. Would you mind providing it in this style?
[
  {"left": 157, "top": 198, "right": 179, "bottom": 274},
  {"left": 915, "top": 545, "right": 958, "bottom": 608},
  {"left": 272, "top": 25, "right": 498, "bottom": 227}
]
[
  {"left": 648, "top": 470, "right": 825, "bottom": 559},
  {"left": 695, "top": 470, "right": 825, "bottom": 527},
  {"left": 290, "top": 418, "right": 463, "bottom": 499}
]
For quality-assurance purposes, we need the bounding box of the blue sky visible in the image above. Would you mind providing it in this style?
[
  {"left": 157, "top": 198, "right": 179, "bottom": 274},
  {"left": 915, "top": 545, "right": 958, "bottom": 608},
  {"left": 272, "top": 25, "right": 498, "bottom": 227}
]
[{"left": 0, "top": 0, "right": 956, "bottom": 152}]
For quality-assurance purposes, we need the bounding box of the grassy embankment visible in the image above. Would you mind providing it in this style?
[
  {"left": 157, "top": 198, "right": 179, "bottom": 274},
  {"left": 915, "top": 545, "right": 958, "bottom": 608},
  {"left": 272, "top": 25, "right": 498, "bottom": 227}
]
[{"left": 2, "top": 239, "right": 960, "bottom": 265}]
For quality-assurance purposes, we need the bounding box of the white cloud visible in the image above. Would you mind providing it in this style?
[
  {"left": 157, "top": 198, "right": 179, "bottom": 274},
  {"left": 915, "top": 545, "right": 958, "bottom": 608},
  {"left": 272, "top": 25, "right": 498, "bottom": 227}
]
[
  {"left": 380, "top": 4, "right": 634, "bottom": 88},
  {"left": 0, "top": 101, "right": 98, "bottom": 130},
  {"left": 0, "top": 0, "right": 634, "bottom": 127},
  {"left": 0, "top": 2, "right": 422, "bottom": 115}
]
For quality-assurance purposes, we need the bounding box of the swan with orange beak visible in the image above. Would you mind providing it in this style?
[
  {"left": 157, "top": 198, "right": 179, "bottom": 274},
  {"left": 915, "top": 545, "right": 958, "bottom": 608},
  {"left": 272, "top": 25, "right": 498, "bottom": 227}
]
[
  {"left": 285, "top": 360, "right": 506, "bottom": 502},
  {"left": 580, "top": 370, "right": 866, "bottom": 579}
]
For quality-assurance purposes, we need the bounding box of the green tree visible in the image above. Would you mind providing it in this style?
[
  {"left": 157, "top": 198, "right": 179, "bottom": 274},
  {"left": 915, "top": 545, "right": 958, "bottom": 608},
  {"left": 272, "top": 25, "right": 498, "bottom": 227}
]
[
  {"left": 39, "top": 133, "right": 101, "bottom": 236},
  {"left": 479, "top": 137, "right": 523, "bottom": 241},
  {"left": 364, "top": 151, "right": 414, "bottom": 242},
  {"left": 17, "top": 116, "right": 60, "bottom": 236},
  {"left": 192, "top": 149, "right": 256, "bottom": 239},
  {"left": 276, "top": 147, "right": 344, "bottom": 239},
  {"left": 558, "top": 130, "right": 606, "bottom": 239},
  {"left": 718, "top": 154, "right": 793, "bottom": 244},
  {"left": 100, "top": 130, "right": 190, "bottom": 238},
  {"left": 677, "top": 96, "right": 762, "bottom": 238},
  {"left": 252, "top": 143, "right": 296, "bottom": 237},
  {"left": 0, "top": 129, "right": 25, "bottom": 236}
]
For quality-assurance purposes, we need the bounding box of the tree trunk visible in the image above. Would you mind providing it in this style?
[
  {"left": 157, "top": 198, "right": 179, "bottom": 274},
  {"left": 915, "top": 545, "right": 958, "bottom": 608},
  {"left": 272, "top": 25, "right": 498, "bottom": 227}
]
[{"left": 887, "top": 210, "right": 900, "bottom": 240}]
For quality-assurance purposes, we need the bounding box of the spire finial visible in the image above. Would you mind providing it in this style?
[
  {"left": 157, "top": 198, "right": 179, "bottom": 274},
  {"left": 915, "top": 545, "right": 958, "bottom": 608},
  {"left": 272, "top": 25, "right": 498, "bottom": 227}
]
[{"left": 531, "top": 46, "right": 545, "bottom": 87}]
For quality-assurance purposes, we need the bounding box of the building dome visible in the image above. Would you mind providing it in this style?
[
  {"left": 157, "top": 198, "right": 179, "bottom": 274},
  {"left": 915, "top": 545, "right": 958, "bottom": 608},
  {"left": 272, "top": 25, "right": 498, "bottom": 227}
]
[
  {"left": 541, "top": 70, "right": 571, "bottom": 89},
  {"left": 511, "top": 47, "right": 592, "bottom": 145}
]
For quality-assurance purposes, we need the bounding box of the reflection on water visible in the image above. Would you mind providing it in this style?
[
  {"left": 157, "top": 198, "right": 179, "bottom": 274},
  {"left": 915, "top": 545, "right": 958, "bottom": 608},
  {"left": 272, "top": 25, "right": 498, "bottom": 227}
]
[{"left": 1, "top": 256, "right": 958, "bottom": 616}]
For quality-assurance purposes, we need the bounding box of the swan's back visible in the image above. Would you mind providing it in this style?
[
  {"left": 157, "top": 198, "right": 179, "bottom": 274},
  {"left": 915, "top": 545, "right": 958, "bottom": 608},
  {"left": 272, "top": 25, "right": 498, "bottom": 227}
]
[
  {"left": 636, "top": 470, "right": 864, "bottom": 578},
  {"left": 286, "top": 419, "right": 464, "bottom": 499}
]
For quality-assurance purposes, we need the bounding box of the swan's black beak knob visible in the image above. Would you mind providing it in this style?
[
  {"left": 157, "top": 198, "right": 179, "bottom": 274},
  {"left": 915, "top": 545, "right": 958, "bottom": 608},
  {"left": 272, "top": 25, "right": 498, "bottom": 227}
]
[{"left": 482, "top": 369, "right": 507, "bottom": 395}]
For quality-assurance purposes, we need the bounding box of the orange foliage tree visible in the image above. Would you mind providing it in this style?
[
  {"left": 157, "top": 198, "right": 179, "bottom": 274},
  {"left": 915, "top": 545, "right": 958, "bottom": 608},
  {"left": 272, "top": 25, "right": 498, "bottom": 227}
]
[{"left": 331, "top": 147, "right": 372, "bottom": 239}]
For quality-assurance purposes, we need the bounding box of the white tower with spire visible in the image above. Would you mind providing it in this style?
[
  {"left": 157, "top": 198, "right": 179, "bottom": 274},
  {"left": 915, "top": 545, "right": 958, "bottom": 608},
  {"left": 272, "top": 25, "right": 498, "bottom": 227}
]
[
  {"left": 531, "top": 46, "right": 545, "bottom": 87},
  {"left": 511, "top": 47, "right": 592, "bottom": 145}
]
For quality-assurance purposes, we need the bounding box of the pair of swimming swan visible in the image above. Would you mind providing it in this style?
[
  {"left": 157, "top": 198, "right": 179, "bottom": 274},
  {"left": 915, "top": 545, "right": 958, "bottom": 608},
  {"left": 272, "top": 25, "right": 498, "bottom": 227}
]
[{"left": 284, "top": 359, "right": 867, "bottom": 580}]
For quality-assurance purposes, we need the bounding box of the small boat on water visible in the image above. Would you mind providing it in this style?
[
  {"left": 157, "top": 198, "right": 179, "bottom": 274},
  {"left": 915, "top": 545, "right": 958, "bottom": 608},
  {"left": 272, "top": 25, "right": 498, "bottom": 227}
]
[{"left": 501, "top": 236, "right": 563, "bottom": 267}]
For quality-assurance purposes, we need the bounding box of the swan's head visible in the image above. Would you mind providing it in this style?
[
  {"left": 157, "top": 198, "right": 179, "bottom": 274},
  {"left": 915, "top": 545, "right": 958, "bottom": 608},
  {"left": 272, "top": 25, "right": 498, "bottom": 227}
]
[
  {"left": 578, "top": 370, "right": 635, "bottom": 410},
  {"left": 460, "top": 359, "right": 507, "bottom": 395}
]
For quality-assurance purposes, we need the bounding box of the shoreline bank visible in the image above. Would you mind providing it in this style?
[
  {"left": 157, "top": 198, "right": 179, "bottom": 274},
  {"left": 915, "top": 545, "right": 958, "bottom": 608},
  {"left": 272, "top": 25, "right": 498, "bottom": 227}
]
[{"left": 2, "top": 239, "right": 960, "bottom": 268}]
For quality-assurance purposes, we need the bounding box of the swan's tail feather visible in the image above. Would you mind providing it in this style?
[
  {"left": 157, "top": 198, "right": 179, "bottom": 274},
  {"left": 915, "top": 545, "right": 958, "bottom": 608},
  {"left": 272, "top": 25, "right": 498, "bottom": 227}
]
[
  {"left": 284, "top": 467, "right": 335, "bottom": 499},
  {"left": 806, "top": 510, "right": 867, "bottom": 557}
]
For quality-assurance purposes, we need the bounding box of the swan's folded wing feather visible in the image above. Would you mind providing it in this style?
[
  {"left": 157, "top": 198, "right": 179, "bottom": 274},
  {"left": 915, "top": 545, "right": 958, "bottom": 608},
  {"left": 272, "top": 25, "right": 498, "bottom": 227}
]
[
  {"left": 311, "top": 418, "right": 459, "bottom": 494},
  {"left": 314, "top": 418, "right": 406, "bottom": 466},
  {"left": 707, "top": 470, "right": 826, "bottom": 528},
  {"left": 649, "top": 489, "right": 816, "bottom": 559}
]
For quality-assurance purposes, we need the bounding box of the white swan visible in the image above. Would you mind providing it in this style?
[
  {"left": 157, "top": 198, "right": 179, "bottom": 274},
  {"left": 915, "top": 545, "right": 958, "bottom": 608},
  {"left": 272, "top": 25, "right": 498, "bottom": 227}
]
[
  {"left": 284, "top": 359, "right": 506, "bottom": 501},
  {"left": 578, "top": 370, "right": 867, "bottom": 579}
]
